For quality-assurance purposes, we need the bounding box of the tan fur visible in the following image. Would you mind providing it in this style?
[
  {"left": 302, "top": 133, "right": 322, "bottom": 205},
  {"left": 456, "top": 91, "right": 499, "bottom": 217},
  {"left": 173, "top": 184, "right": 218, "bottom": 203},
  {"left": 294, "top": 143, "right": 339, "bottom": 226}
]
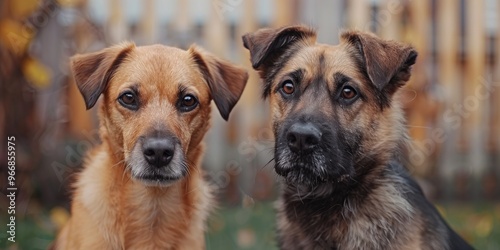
[{"left": 53, "top": 43, "right": 248, "bottom": 249}]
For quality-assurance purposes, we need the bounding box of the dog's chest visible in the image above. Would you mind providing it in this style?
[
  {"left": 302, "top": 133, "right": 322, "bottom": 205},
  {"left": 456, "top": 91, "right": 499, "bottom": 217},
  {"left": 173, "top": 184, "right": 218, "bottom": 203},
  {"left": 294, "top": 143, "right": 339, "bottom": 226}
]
[
  {"left": 122, "top": 187, "right": 189, "bottom": 248},
  {"left": 278, "top": 181, "right": 417, "bottom": 250}
]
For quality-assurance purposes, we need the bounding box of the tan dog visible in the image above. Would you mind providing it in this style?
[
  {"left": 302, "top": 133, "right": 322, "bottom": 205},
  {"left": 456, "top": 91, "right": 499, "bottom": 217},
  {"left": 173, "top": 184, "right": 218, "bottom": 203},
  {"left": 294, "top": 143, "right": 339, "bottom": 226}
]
[
  {"left": 243, "top": 25, "right": 472, "bottom": 250},
  {"left": 52, "top": 43, "right": 248, "bottom": 249}
]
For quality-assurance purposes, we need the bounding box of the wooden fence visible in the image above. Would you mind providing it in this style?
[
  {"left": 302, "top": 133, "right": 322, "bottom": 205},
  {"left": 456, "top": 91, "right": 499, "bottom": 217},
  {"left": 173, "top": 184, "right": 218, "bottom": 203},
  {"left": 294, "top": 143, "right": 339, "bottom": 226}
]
[{"left": 14, "top": 0, "right": 500, "bottom": 202}]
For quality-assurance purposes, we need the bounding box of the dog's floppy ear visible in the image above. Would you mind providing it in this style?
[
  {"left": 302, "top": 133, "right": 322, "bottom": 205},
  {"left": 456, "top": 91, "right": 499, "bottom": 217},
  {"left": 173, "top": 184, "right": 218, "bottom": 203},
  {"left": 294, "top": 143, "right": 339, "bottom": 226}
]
[
  {"left": 242, "top": 25, "right": 317, "bottom": 71},
  {"left": 341, "top": 30, "right": 417, "bottom": 93},
  {"left": 188, "top": 45, "right": 249, "bottom": 121},
  {"left": 71, "top": 42, "right": 135, "bottom": 110}
]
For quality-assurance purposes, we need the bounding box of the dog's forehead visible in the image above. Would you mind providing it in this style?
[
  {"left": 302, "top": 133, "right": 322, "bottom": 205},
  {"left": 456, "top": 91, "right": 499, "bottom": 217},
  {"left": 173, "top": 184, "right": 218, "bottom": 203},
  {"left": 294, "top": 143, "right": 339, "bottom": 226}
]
[
  {"left": 294, "top": 44, "right": 355, "bottom": 70},
  {"left": 112, "top": 45, "right": 207, "bottom": 96},
  {"left": 129, "top": 45, "right": 195, "bottom": 74},
  {"left": 280, "top": 43, "right": 360, "bottom": 82}
]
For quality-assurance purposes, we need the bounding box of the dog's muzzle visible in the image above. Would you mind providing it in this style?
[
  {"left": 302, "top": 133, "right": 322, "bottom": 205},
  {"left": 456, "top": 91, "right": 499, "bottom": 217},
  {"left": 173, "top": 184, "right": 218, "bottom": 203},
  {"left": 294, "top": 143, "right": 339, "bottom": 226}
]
[
  {"left": 275, "top": 119, "right": 353, "bottom": 186},
  {"left": 275, "top": 121, "right": 327, "bottom": 184},
  {"left": 128, "top": 133, "right": 187, "bottom": 186}
]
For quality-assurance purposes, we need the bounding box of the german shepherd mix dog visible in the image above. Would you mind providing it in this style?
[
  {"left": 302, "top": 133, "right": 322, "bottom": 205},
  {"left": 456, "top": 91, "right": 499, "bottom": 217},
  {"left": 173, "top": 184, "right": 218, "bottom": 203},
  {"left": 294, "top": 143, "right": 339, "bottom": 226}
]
[
  {"left": 52, "top": 43, "right": 248, "bottom": 249},
  {"left": 243, "top": 25, "right": 472, "bottom": 250}
]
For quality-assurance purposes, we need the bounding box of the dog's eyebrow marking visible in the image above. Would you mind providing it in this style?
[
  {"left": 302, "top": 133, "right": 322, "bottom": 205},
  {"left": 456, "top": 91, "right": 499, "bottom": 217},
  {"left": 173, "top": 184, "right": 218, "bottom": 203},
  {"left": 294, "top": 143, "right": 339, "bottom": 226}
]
[
  {"left": 130, "top": 84, "right": 139, "bottom": 93},
  {"left": 333, "top": 73, "right": 351, "bottom": 88},
  {"left": 289, "top": 69, "right": 304, "bottom": 83},
  {"left": 273, "top": 69, "right": 304, "bottom": 94},
  {"left": 178, "top": 84, "right": 199, "bottom": 96},
  {"left": 178, "top": 84, "right": 188, "bottom": 95},
  {"left": 318, "top": 52, "right": 326, "bottom": 74}
]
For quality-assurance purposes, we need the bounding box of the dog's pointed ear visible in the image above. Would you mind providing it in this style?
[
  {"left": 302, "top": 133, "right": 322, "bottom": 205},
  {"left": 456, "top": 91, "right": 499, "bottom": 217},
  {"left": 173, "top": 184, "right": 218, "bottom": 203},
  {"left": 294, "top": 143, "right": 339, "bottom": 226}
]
[
  {"left": 341, "top": 30, "right": 417, "bottom": 93},
  {"left": 188, "top": 45, "right": 249, "bottom": 121},
  {"left": 71, "top": 42, "right": 135, "bottom": 110},
  {"left": 242, "top": 25, "right": 317, "bottom": 71}
]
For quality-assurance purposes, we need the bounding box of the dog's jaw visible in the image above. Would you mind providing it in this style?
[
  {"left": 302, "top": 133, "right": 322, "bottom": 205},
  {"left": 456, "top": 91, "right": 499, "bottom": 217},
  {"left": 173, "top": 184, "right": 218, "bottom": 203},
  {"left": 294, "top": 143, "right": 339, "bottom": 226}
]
[{"left": 127, "top": 140, "right": 187, "bottom": 187}]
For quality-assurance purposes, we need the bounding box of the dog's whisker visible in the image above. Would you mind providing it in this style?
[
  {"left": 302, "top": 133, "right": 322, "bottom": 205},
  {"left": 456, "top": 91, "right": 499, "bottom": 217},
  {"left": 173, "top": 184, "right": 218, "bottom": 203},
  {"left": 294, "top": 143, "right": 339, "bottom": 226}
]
[{"left": 260, "top": 158, "right": 275, "bottom": 171}]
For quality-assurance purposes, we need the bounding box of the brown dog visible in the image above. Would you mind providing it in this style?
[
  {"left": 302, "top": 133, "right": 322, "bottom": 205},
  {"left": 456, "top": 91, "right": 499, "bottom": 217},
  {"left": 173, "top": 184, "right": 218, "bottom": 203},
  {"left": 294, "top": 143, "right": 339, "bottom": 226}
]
[
  {"left": 52, "top": 43, "right": 248, "bottom": 249},
  {"left": 243, "top": 25, "right": 472, "bottom": 250}
]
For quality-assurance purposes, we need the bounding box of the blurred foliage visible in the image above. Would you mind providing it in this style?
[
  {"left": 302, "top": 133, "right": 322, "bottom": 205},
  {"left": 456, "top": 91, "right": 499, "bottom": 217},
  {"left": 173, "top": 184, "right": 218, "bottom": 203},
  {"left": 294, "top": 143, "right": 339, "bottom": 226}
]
[
  {"left": 438, "top": 203, "right": 500, "bottom": 250},
  {"left": 8, "top": 0, "right": 40, "bottom": 19},
  {"left": 22, "top": 57, "right": 52, "bottom": 88},
  {"left": 2, "top": 202, "right": 500, "bottom": 250}
]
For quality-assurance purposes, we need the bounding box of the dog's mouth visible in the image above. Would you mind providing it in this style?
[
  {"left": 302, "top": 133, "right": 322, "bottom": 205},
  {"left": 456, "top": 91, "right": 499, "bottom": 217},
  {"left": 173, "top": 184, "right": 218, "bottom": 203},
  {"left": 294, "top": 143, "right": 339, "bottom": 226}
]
[
  {"left": 276, "top": 160, "right": 351, "bottom": 187},
  {"left": 275, "top": 146, "right": 353, "bottom": 187},
  {"left": 275, "top": 149, "right": 323, "bottom": 185},
  {"left": 133, "top": 172, "right": 185, "bottom": 186}
]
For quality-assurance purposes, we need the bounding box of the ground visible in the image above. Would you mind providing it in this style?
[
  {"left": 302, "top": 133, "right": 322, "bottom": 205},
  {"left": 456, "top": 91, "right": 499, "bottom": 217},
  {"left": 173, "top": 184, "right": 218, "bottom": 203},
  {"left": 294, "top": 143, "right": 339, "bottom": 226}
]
[{"left": 2, "top": 202, "right": 499, "bottom": 249}]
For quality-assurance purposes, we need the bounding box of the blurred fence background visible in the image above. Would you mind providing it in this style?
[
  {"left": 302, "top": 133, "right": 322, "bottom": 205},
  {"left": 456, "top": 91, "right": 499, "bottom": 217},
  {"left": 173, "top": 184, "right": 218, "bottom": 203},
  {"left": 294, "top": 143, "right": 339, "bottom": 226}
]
[{"left": 0, "top": 0, "right": 499, "bottom": 249}]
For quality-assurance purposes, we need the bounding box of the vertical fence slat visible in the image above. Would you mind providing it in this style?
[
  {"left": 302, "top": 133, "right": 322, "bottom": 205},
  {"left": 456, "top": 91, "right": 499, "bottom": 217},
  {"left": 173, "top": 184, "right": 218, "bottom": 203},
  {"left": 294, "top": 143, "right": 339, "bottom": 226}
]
[
  {"left": 140, "top": 0, "right": 156, "bottom": 44},
  {"left": 464, "top": 0, "right": 487, "bottom": 179},
  {"left": 108, "top": 0, "right": 127, "bottom": 43},
  {"left": 174, "top": 0, "right": 191, "bottom": 32},
  {"left": 493, "top": 0, "right": 500, "bottom": 199},
  {"left": 237, "top": 0, "right": 259, "bottom": 131},
  {"left": 406, "top": 0, "right": 432, "bottom": 177},
  {"left": 199, "top": 1, "right": 232, "bottom": 179},
  {"left": 437, "top": 0, "right": 460, "bottom": 199},
  {"left": 379, "top": 0, "right": 402, "bottom": 40},
  {"left": 348, "top": 0, "right": 370, "bottom": 30},
  {"left": 272, "top": 0, "right": 295, "bottom": 27},
  {"left": 316, "top": 0, "right": 343, "bottom": 44},
  {"left": 494, "top": 3, "right": 500, "bottom": 153},
  {"left": 67, "top": 1, "right": 93, "bottom": 137}
]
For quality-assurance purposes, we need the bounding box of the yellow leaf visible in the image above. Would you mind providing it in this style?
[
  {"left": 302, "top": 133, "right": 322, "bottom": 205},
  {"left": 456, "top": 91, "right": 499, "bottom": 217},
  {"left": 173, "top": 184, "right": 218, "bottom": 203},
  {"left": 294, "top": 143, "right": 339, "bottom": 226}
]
[
  {"left": 22, "top": 57, "right": 52, "bottom": 88},
  {"left": 475, "top": 214, "right": 493, "bottom": 238},
  {"left": 237, "top": 228, "right": 256, "bottom": 248},
  {"left": 50, "top": 207, "right": 70, "bottom": 230}
]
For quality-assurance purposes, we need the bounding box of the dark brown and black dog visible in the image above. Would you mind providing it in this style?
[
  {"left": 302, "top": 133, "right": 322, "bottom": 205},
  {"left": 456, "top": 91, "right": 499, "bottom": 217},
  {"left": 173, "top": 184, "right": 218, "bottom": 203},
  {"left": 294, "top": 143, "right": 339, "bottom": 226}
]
[{"left": 243, "top": 25, "right": 472, "bottom": 250}]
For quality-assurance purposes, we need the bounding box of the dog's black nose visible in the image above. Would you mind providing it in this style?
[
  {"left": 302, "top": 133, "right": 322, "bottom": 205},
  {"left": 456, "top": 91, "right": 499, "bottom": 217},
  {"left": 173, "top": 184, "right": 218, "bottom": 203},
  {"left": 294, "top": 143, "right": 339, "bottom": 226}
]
[
  {"left": 286, "top": 123, "right": 321, "bottom": 153},
  {"left": 142, "top": 138, "right": 175, "bottom": 168}
]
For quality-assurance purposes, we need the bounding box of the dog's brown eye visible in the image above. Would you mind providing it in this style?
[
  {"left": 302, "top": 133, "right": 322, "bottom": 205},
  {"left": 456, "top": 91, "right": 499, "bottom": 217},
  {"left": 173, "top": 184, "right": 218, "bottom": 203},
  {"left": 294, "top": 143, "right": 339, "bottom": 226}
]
[
  {"left": 121, "top": 93, "right": 135, "bottom": 104},
  {"left": 179, "top": 94, "right": 198, "bottom": 112},
  {"left": 118, "top": 91, "right": 139, "bottom": 110},
  {"left": 341, "top": 86, "right": 357, "bottom": 99},
  {"left": 281, "top": 80, "right": 295, "bottom": 95},
  {"left": 182, "top": 95, "right": 196, "bottom": 106}
]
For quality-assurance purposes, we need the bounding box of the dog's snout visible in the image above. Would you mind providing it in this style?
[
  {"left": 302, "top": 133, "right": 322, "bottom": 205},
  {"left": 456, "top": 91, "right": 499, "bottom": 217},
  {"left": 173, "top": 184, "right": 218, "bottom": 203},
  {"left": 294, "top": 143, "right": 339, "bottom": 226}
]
[
  {"left": 142, "top": 138, "right": 175, "bottom": 168},
  {"left": 286, "top": 123, "right": 321, "bottom": 153}
]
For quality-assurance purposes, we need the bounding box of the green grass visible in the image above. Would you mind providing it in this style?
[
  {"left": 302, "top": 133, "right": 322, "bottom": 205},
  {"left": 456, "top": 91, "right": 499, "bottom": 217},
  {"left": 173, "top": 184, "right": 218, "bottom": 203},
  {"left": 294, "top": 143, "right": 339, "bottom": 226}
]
[
  {"left": 437, "top": 203, "right": 500, "bottom": 250},
  {"left": 206, "top": 202, "right": 277, "bottom": 250},
  {"left": 2, "top": 202, "right": 499, "bottom": 249}
]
